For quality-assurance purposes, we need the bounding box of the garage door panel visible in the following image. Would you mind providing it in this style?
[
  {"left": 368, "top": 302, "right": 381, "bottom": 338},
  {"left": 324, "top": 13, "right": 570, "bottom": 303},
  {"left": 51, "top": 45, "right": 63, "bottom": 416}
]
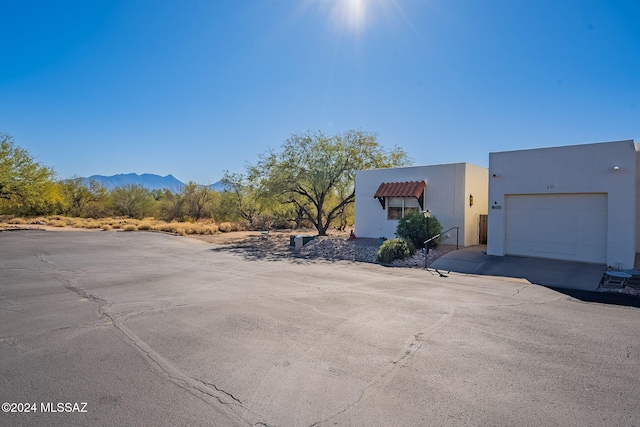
[
  {"left": 531, "top": 209, "right": 575, "bottom": 243},
  {"left": 505, "top": 194, "right": 607, "bottom": 264}
]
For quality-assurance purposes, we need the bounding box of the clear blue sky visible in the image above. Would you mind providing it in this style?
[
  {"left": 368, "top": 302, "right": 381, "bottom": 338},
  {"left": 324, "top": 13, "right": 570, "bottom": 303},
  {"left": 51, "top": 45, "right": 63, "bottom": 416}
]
[{"left": 2, "top": 0, "right": 639, "bottom": 185}]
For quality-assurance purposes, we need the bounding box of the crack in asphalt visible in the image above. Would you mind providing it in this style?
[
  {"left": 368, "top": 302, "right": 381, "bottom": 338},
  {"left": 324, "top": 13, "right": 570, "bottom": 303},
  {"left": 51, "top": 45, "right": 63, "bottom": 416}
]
[
  {"left": 195, "top": 378, "right": 243, "bottom": 405},
  {"left": 308, "top": 307, "right": 455, "bottom": 427},
  {"left": 46, "top": 267, "right": 267, "bottom": 427},
  {"left": 109, "top": 319, "right": 268, "bottom": 426},
  {"left": 512, "top": 284, "right": 532, "bottom": 297}
]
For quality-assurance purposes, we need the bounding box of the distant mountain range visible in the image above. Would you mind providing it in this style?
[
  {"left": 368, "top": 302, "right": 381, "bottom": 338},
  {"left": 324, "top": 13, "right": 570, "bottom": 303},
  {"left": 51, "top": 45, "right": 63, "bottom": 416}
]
[{"left": 82, "top": 173, "right": 225, "bottom": 192}]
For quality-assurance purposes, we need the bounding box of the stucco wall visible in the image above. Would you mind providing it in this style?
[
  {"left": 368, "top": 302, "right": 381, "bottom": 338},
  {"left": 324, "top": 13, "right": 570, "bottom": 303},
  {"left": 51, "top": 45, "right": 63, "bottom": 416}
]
[
  {"left": 463, "top": 164, "right": 490, "bottom": 246},
  {"left": 488, "top": 140, "right": 638, "bottom": 268},
  {"left": 354, "top": 163, "right": 488, "bottom": 246}
]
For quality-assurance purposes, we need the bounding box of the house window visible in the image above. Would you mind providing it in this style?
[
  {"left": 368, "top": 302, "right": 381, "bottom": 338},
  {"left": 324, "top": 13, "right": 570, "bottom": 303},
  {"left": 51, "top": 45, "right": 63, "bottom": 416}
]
[{"left": 387, "top": 197, "right": 420, "bottom": 220}]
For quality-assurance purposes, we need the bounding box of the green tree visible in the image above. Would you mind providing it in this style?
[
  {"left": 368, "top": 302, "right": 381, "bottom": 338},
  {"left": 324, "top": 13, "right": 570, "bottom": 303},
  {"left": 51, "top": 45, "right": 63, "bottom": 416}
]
[
  {"left": 219, "top": 171, "right": 262, "bottom": 226},
  {"left": 0, "top": 133, "right": 62, "bottom": 215},
  {"left": 60, "top": 177, "right": 108, "bottom": 218},
  {"left": 154, "top": 188, "right": 184, "bottom": 221},
  {"left": 108, "top": 184, "right": 155, "bottom": 219},
  {"left": 250, "top": 130, "right": 411, "bottom": 236},
  {"left": 182, "top": 182, "right": 217, "bottom": 221}
]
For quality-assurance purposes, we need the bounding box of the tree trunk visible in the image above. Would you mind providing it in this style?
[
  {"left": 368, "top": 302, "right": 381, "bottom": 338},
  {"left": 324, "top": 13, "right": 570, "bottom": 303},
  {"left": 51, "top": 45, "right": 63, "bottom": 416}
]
[{"left": 315, "top": 222, "right": 327, "bottom": 236}]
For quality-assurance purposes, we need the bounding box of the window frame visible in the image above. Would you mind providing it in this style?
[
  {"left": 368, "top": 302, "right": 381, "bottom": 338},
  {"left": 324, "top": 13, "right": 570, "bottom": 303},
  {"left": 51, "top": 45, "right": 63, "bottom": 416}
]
[{"left": 387, "top": 197, "right": 420, "bottom": 220}]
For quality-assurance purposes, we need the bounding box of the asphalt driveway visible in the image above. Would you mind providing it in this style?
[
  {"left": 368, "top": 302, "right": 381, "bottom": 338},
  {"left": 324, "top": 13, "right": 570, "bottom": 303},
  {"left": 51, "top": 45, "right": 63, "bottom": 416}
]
[{"left": 1, "top": 230, "right": 639, "bottom": 426}]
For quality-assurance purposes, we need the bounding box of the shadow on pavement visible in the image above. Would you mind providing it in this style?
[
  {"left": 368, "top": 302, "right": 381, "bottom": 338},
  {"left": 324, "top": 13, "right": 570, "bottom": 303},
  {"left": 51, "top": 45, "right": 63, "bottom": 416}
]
[
  {"left": 430, "top": 246, "right": 640, "bottom": 308},
  {"left": 209, "top": 241, "right": 343, "bottom": 264},
  {"left": 552, "top": 287, "right": 640, "bottom": 308},
  {"left": 209, "top": 244, "right": 291, "bottom": 262}
]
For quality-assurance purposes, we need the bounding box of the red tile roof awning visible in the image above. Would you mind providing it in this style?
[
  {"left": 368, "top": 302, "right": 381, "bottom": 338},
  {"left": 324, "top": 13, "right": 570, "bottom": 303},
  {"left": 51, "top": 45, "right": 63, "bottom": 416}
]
[{"left": 373, "top": 181, "right": 426, "bottom": 199}]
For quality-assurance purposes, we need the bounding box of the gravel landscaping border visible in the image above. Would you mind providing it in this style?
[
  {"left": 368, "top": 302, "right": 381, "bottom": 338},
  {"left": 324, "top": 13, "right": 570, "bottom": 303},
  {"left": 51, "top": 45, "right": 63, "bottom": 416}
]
[{"left": 210, "top": 232, "right": 457, "bottom": 268}]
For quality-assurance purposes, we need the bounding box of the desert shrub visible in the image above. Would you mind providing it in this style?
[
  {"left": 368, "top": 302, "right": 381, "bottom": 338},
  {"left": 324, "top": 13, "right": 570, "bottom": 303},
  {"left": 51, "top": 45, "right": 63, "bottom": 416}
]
[
  {"left": 122, "top": 224, "right": 138, "bottom": 231},
  {"left": 395, "top": 211, "right": 443, "bottom": 249},
  {"left": 83, "top": 220, "right": 101, "bottom": 229},
  {"left": 201, "top": 224, "right": 218, "bottom": 234},
  {"left": 7, "top": 217, "right": 26, "bottom": 224},
  {"left": 218, "top": 222, "right": 233, "bottom": 233},
  {"left": 190, "top": 223, "right": 208, "bottom": 234},
  {"left": 48, "top": 215, "right": 74, "bottom": 223},
  {"left": 156, "top": 223, "right": 177, "bottom": 233},
  {"left": 68, "top": 218, "right": 84, "bottom": 228},
  {"left": 377, "top": 238, "right": 415, "bottom": 264},
  {"left": 154, "top": 222, "right": 190, "bottom": 235},
  {"left": 182, "top": 224, "right": 196, "bottom": 234},
  {"left": 101, "top": 224, "right": 112, "bottom": 231},
  {"left": 137, "top": 222, "right": 153, "bottom": 231}
]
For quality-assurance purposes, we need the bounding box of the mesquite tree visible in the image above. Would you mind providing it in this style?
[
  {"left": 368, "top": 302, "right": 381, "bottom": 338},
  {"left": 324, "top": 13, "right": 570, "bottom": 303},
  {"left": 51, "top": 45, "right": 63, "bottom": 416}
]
[{"left": 250, "top": 130, "right": 411, "bottom": 236}]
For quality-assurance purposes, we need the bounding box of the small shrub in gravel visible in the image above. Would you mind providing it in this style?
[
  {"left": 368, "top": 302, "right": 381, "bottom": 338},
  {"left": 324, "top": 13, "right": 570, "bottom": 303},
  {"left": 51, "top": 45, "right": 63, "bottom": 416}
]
[
  {"left": 396, "top": 211, "right": 443, "bottom": 249},
  {"left": 377, "top": 238, "right": 415, "bottom": 264}
]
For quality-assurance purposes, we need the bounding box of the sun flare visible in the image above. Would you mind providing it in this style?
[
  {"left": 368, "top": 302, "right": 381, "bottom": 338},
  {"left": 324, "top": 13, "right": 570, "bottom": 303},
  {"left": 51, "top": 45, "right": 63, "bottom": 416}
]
[
  {"left": 344, "top": 0, "right": 366, "bottom": 32},
  {"left": 320, "top": 0, "right": 371, "bottom": 33},
  {"left": 299, "top": 0, "right": 411, "bottom": 36}
]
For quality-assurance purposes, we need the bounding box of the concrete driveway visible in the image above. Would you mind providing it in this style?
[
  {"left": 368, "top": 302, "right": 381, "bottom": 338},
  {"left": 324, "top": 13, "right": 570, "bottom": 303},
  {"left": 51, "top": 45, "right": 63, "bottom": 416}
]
[{"left": 1, "top": 230, "right": 639, "bottom": 426}]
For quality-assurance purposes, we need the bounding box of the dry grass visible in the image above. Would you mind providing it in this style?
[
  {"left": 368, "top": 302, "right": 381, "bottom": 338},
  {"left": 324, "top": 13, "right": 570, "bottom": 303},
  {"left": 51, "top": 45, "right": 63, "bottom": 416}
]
[
  {"left": 218, "top": 222, "right": 233, "bottom": 233},
  {"left": 137, "top": 222, "right": 153, "bottom": 231},
  {"left": 0, "top": 215, "right": 243, "bottom": 236}
]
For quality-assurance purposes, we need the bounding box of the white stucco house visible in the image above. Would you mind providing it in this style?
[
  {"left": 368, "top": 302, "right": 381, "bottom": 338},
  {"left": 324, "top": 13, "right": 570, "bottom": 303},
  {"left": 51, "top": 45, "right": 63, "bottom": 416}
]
[
  {"left": 487, "top": 139, "right": 639, "bottom": 269},
  {"left": 355, "top": 163, "right": 489, "bottom": 247}
]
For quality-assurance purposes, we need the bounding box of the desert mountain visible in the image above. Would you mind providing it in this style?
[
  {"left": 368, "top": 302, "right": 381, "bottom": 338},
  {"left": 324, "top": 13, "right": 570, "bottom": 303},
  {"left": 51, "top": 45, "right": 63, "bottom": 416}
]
[{"left": 83, "top": 173, "right": 224, "bottom": 192}]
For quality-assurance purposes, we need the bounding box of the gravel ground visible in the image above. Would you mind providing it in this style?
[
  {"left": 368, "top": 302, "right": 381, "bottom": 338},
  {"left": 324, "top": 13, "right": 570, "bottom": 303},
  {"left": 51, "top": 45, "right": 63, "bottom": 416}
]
[
  {"left": 210, "top": 232, "right": 457, "bottom": 268},
  {"left": 299, "top": 237, "right": 458, "bottom": 268}
]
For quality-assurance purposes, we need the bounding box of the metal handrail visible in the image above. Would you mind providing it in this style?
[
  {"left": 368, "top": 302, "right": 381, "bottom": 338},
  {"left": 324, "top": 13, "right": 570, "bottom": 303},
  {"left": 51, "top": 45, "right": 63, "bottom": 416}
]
[
  {"left": 424, "top": 227, "right": 459, "bottom": 249},
  {"left": 424, "top": 226, "right": 459, "bottom": 269}
]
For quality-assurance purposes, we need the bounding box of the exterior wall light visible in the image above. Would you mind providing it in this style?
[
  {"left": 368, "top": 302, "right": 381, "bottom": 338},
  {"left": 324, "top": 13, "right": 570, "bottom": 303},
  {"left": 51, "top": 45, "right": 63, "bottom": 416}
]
[
  {"left": 469, "top": 194, "right": 474, "bottom": 207},
  {"left": 613, "top": 165, "right": 620, "bottom": 171}
]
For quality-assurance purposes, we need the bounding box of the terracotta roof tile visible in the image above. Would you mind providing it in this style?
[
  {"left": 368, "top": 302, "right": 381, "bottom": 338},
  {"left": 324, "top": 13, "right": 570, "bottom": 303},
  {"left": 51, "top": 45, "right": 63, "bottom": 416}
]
[{"left": 373, "top": 181, "right": 426, "bottom": 198}]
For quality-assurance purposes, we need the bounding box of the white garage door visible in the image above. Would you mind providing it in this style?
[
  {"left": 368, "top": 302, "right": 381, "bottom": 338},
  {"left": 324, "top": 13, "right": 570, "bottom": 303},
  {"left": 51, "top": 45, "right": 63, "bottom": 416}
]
[{"left": 505, "top": 194, "right": 607, "bottom": 264}]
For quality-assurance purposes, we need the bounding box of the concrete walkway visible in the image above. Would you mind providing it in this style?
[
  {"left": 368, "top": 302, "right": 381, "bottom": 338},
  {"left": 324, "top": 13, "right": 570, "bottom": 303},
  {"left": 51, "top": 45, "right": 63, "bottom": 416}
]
[{"left": 429, "top": 245, "right": 607, "bottom": 291}]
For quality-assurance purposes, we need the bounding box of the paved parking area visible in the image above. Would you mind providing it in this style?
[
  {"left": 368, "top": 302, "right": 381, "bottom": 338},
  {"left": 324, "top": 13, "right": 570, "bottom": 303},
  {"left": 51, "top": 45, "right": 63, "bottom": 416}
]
[{"left": 1, "top": 230, "right": 640, "bottom": 426}]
